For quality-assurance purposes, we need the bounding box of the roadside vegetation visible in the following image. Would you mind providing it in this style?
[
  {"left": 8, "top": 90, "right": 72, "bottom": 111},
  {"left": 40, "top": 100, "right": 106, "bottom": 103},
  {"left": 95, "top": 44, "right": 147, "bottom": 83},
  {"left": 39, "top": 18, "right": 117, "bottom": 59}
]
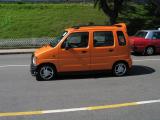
[
  {"left": 0, "top": 3, "right": 106, "bottom": 38},
  {"left": 0, "top": 3, "right": 159, "bottom": 39},
  {"left": 118, "top": 2, "right": 160, "bottom": 35}
]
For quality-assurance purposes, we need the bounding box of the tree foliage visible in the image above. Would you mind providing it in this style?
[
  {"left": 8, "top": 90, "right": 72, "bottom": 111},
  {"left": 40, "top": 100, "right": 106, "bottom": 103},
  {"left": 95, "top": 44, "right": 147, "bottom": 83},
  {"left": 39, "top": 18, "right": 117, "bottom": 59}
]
[
  {"left": 94, "top": 0, "right": 124, "bottom": 25},
  {"left": 150, "top": 0, "right": 160, "bottom": 16},
  {"left": 94, "top": 0, "right": 160, "bottom": 25}
]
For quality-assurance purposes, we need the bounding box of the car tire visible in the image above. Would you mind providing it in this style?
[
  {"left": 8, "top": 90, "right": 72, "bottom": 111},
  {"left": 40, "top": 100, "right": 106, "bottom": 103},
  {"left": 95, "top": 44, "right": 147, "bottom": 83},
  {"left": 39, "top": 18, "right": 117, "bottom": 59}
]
[
  {"left": 36, "top": 64, "right": 56, "bottom": 81},
  {"left": 112, "top": 62, "right": 128, "bottom": 77},
  {"left": 144, "top": 46, "right": 155, "bottom": 56}
]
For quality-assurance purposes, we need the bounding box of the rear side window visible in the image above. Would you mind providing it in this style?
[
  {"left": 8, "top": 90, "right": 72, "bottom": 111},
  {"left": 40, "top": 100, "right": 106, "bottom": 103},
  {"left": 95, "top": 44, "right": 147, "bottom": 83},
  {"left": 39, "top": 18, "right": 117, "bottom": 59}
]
[
  {"left": 135, "top": 31, "right": 148, "bottom": 38},
  {"left": 93, "top": 31, "right": 114, "bottom": 47},
  {"left": 152, "top": 32, "right": 160, "bottom": 39},
  {"left": 117, "top": 31, "right": 126, "bottom": 46}
]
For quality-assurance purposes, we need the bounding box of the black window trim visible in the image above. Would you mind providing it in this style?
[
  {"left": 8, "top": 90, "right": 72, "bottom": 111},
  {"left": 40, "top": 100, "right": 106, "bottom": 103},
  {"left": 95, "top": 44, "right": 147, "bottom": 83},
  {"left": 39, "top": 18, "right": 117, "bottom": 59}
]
[
  {"left": 117, "top": 31, "right": 126, "bottom": 46},
  {"left": 93, "top": 31, "right": 114, "bottom": 47},
  {"left": 61, "top": 32, "right": 89, "bottom": 49}
]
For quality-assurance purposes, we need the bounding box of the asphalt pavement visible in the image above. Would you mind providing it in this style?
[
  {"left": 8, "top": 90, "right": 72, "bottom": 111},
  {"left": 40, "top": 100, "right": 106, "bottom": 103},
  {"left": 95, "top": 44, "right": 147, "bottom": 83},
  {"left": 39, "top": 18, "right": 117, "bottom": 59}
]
[{"left": 0, "top": 54, "right": 160, "bottom": 120}]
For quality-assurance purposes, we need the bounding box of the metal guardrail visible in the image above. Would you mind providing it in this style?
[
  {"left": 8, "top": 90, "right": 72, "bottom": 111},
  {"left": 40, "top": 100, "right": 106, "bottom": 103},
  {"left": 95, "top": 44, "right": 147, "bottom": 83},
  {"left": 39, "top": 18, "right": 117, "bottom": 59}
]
[{"left": 0, "top": 38, "right": 53, "bottom": 49}]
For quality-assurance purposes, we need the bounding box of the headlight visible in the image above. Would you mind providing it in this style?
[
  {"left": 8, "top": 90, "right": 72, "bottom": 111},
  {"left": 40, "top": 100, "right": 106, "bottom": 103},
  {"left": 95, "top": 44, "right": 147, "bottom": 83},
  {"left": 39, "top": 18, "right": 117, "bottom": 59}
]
[{"left": 32, "top": 56, "right": 37, "bottom": 65}]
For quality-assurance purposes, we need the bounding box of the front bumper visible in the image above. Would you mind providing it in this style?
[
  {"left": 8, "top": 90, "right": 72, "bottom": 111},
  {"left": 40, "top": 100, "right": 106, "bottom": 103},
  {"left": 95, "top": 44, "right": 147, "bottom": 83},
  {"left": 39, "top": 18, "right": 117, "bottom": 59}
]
[
  {"left": 30, "top": 54, "right": 37, "bottom": 76},
  {"left": 30, "top": 64, "right": 37, "bottom": 76}
]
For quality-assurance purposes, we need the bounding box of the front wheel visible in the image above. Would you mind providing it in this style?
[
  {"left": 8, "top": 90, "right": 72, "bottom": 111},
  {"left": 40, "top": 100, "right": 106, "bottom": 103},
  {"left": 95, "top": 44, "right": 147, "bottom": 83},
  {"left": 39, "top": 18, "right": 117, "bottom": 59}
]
[
  {"left": 112, "top": 62, "right": 128, "bottom": 76},
  {"left": 36, "top": 64, "right": 56, "bottom": 81}
]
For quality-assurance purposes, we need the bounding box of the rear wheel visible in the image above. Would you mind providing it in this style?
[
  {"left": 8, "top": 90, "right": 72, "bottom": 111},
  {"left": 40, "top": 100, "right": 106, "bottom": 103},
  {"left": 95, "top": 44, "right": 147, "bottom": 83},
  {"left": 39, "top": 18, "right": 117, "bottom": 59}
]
[
  {"left": 144, "top": 46, "right": 155, "bottom": 56},
  {"left": 112, "top": 62, "right": 128, "bottom": 76},
  {"left": 36, "top": 64, "right": 56, "bottom": 81}
]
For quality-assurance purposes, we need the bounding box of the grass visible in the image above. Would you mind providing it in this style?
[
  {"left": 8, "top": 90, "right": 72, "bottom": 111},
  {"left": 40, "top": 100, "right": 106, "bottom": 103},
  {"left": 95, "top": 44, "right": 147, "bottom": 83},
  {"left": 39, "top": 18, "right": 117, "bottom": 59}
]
[
  {"left": 0, "top": 3, "right": 106, "bottom": 39},
  {"left": 0, "top": 3, "right": 159, "bottom": 38}
]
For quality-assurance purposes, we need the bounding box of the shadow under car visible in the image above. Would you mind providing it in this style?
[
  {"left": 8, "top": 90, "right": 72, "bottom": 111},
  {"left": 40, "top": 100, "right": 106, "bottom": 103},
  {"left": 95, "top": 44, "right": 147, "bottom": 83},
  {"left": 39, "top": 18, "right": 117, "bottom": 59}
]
[{"left": 36, "top": 65, "right": 155, "bottom": 81}]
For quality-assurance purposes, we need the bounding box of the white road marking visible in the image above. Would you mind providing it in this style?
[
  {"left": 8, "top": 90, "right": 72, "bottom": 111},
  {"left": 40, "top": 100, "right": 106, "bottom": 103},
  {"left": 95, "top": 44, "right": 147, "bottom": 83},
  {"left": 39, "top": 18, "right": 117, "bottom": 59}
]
[
  {"left": 0, "top": 58, "right": 159, "bottom": 68},
  {"left": 42, "top": 108, "right": 87, "bottom": 114},
  {"left": 0, "top": 99, "right": 160, "bottom": 117},
  {"left": 0, "top": 58, "right": 160, "bottom": 68},
  {"left": 133, "top": 59, "right": 160, "bottom": 62},
  {"left": 0, "top": 65, "right": 29, "bottom": 68},
  {"left": 136, "top": 99, "right": 160, "bottom": 104}
]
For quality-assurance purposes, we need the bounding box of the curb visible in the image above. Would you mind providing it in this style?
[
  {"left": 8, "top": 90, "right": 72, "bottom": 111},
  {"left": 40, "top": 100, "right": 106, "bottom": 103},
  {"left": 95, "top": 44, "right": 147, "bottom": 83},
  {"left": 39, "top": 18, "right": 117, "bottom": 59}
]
[{"left": 0, "top": 49, "right": 36, "bottom": 55}]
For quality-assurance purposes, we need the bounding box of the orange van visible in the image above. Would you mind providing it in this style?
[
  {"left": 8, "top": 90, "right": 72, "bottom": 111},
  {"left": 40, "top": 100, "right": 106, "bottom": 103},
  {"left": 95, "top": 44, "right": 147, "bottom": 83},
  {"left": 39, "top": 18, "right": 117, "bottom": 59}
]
[{"left": 30, "top": 23, "right": 132, "bottom": 80}]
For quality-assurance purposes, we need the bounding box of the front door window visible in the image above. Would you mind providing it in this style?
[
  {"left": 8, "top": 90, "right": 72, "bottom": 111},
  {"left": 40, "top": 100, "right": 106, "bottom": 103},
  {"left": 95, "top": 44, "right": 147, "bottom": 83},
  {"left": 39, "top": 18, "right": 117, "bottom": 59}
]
[{"left": 62, "top": 32, "right": 89, "bottom": 48}]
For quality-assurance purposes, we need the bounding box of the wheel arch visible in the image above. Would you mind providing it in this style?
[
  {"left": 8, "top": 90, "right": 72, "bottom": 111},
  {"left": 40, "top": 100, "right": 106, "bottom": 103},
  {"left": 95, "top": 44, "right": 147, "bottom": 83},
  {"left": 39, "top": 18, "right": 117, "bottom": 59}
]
[
  {"left": 144, "top": 45, "right": 156, "bottom": 55},
  {"left": 37, "top": 62, "right": 57, "bottom": 73},
  {"left": 112, "top": 60, "right": 129, "bottom": 69},
  {"left": 145, "top": 45, "right": 156, "bottom": 51}
]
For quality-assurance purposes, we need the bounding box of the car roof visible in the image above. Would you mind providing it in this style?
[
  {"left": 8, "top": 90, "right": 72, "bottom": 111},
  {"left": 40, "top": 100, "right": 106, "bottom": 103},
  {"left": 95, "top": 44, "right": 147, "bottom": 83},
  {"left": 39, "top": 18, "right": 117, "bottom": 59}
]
[
  {"left": 139, "top": 30, "right": 160, "bottom": 32},
  {"left": 67, "top": 26, "right": 118, "bottom": 31},
  {"left": 66, "top": 23, "right": 127, "bottom": 32}
]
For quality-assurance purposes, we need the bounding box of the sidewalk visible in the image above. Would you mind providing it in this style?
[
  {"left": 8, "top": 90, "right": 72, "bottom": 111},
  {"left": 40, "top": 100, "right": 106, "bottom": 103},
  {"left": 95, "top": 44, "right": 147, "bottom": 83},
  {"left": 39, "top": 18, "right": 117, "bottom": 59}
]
[{"left": 0, "top": 49, "right": 36, "bottom": 55}]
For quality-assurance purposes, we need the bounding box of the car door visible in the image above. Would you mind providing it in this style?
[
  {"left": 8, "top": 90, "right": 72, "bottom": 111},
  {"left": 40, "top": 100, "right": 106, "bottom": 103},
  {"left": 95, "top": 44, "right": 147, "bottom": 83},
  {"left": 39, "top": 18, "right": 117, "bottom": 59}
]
[
  {"left": 58, "top": 32, "right": 90, "bottom": 72},
  {"left": 91, "top": 30, "right": 117, "bottom": 70},
  {"left": 152, "top": 32, "right": 160, "bottom": 52}
]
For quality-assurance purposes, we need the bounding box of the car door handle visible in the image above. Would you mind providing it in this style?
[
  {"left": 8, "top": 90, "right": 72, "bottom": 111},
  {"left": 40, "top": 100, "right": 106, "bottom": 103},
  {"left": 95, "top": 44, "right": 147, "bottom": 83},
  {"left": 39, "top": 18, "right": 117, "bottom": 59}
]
[
  {"left": 108, "top": 49, "right": 114, "bottom": 52},
  {"left": 81, "top": 51, "right": 88, "bottom": 53}
]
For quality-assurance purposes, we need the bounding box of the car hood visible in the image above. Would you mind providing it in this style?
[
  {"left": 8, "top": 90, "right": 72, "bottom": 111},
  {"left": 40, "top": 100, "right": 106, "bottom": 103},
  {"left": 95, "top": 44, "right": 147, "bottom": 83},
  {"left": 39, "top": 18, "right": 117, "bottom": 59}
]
[{"left": 34, "top": 44, "right": 52, "bottom": 57}]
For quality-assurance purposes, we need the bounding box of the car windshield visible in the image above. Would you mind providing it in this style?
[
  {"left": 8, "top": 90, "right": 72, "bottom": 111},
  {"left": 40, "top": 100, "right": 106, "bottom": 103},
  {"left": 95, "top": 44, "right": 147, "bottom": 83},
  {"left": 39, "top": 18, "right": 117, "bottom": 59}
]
[
  {"left": 50, "top": 31, "right": 68, "bottom": 47},
  {"left": 134, "top": 31, "right": 148, "bottom": 38}
]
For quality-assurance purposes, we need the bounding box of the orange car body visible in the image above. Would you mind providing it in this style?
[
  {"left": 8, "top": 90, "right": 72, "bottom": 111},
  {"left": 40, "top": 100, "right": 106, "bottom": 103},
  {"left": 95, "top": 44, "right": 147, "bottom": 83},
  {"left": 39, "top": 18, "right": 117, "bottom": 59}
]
[{"left": 31, "top": 23, "right": 132, "bottom": 77}]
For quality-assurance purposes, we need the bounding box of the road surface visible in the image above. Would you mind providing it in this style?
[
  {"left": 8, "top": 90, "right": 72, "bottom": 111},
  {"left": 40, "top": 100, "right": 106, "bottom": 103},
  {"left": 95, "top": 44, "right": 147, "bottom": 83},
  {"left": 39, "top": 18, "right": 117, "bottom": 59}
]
[{"left": 0, "top": 54, "right": 160, "bottom": 120}]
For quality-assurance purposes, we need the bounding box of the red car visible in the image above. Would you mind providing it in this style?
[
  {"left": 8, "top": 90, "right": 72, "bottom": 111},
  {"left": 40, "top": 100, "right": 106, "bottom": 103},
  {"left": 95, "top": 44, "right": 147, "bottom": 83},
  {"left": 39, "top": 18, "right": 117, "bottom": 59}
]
[{"left": 130, "top": 30, "right": 160, "bottom": 55}]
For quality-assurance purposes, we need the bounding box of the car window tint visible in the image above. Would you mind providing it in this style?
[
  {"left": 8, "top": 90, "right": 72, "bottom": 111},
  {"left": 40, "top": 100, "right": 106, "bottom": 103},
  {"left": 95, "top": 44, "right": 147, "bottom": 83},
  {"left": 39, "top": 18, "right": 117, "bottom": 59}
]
[
  {"left": 117, "top": 31, "right": 126, "bottom": 46},
  {"left": 93, "top": 31, "right": 114, "bottom": 47},
  {"left": 135, "top": 31, "right": 148, "bottom": 38},
  {"left": 62, "top": 32, "right": 89, "bottom": 48},
  {"left": 152, "top": 32, "right": 160, "bottom": 39}
]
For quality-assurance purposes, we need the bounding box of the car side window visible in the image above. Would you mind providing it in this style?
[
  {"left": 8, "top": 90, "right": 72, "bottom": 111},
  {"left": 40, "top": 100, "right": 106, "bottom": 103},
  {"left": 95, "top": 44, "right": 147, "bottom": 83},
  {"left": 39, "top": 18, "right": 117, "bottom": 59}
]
[
  {"left": 62, "top": 32, "right": 89, "bottom": 48},
  {"left": 93, "top": 31, "right": 114, "bottom": 47},
  {"left": 117, "top": 31, "right": 126, "bottom": 46},
  {"left": 152, "top": 32, "right": 160, "bottom": 39}
]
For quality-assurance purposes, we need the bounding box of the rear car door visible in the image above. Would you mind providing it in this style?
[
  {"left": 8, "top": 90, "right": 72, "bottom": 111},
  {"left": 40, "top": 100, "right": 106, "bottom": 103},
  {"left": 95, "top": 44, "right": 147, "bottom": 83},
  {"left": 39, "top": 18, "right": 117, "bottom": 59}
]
[
  {"left": 91, "top": 31, "right": 116, "bottom": 70},
  {"left": 152, "top": 32, "right": 160, "bottom": 52}
]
